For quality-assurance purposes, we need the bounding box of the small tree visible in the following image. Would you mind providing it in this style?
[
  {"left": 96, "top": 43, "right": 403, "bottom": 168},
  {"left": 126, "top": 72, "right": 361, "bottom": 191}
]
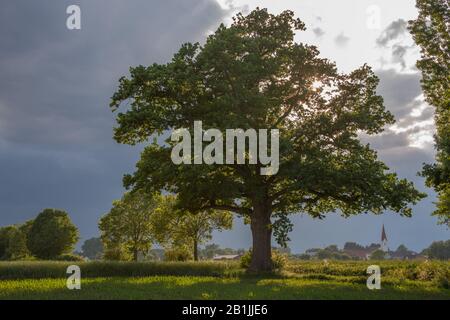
[
  {"left": 325, "top": 245, "right": 339, "bottom": 253},
  {"left": 164, "top": 246, "right": 192, "bottom": 262},
  {"left": 344, "top": 242, "right": 365, "bottom": 251},
  {"left": 102, "top": 244, "right": 131, "bottom": 261},
  {"left": 201, "top": 243, "right": 222, "bottom": 259},
  {"left": 0, "top": 227, "right": 10, "bottom": 259},
  {"left": 81, "top": 237, "right": 103, "bottom": 260},
  {"left": 99, "top": 190, "right": 157, "bottom": 261},
  {"left": 0, "top": 225, "right": 30, "bottom": 260},
  {"left": 422, "top": 240, "right": 450, "bottom": 260},
  {"left": 370, "top": 249, "right": 386, "bottom": 260},
  {"left": 395, "top": 244, "right": 410, "bottom": 257},
  {"left": 27, "top": 209, "right": 79, "bottom": 259},
  {"left": 151, "top": 195, "right": 233, "bottom": 261}
]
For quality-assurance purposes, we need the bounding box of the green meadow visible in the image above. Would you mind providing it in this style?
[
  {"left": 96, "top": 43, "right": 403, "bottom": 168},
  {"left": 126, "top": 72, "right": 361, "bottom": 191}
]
[{"left": 0, "top": 260, "right": 448, "bottom": 300}]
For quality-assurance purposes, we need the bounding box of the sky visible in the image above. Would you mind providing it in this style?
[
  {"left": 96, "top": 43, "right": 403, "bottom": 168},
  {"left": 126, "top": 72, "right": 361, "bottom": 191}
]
[{"left": 0, "top": 0, "right": 447, "bottom": 253}]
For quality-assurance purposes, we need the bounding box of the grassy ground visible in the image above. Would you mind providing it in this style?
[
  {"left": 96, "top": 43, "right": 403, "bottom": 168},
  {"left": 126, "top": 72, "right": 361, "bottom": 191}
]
[{"left": 0, "top": 260, "right": 448, "bottom": 300}]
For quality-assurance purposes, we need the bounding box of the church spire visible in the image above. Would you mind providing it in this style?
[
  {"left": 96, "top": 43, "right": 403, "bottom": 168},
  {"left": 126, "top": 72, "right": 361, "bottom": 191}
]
[
  {"left": 381, "top": 224, "right": 387, "bottom": 242},
  {"left": 381, "top": 224, "right": 388, "bottom": 251}
]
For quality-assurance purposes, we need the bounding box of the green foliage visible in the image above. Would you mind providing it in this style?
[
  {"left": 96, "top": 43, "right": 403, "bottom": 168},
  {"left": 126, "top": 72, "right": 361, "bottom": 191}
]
[
  {"left": 103, "top": 245, "right": 132, "bottom": 261},
  {"left": 271, "top": 214, "right": 293, "bottom": 248},
  {"left": 240, "top": 249, "right": 287, "bottom": 270},
  {"left": 0, "top": 261, "right": 239, "bottom": 280},
  {"left": 27, "top": 209, "right": 79, "bottom": 260},
  {"left": 271, "top": 250, "right": 288, "bottom": 269},
  {"left": 395, "top": 244, "right": 410, "bottom": 256},
  {"left": 240, "top": 250, "right": 252, "bottom": 269},
  {"left": 316, "top": 247, "right": 351, "bottom": 261},
  {"left": 147, "top": 249, "right": 165, "bottom": 261},
  {"left": 164, "top": 247, "right": 193, "bottom": 262},
  {"left": 434, "top": 270, "right": 449, "bottom": 289},
  {"left": 81, "top": 237, "right": 103, "bottom": 260},
  {"left": 6, "top": 228, "right": 29, "bottom": 260},
  {"left": 99, "top": 190, "right": 158, "bottom": 261},
  {"left": 344, "top": 242, "right": 364, "bottom": 251},
  {"left": 293, "top": 254, "right": 311, "bottom": 260},
  {"left": 110, "top": 8, "right": 426, "bottom": 271},
  {"left": 422, "top": 240, "right": 450, "bottom": 260},
  {"left": 150, "top": 195, "right": 233, "bottom": 261},
  {"left": 286, "top": 260, "right": 450, "bottom": 283},
  {"left": 369, "top": 249, "right": 386, "bottom": 260},
  {"left": 53, "top": 254, "right": 84, "bottom": 262},
  {"left": 409, "top": 0, "right": 450, "bottom": 226},
  {"left": 0, "top": 225, "right": 30, "bottom": 260},
  {"left": 200, "top": 243, "right": 242, "bottom": 260}
]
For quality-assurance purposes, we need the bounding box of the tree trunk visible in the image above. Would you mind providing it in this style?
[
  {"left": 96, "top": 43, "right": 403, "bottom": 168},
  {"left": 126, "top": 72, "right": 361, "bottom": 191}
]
[
  {"left": 133, "top": 249, "right": 138, "bottom": 262},
  {"left": 248, "top": 203, "right": 272, "bottom": 272},
  {"left": 193, "top": 239, "right": 198, "bottom": 261}
]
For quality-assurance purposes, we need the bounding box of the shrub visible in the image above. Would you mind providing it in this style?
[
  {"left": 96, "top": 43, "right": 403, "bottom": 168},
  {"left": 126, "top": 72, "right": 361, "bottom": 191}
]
[
  {"left": 0, "top": 226, "right": 29, "bottom": 260},
  {"left": 103, "top": 245, "right": 132, "bottom": 261},
  {"left": 434, "top": 271, "right": 449, "bottom": 289},
  {"left": 54, "top": 254, "right": 84, "bottom": 262},
  {"left": 369, "top": 249, "right": 386, "bottom": 260},
  {"left": 27, "top": 209, "right": 79, "bottom": 259},
  {"left": 81, "top": 237, "right": 103, "bottom": 260},
  {"left": 271, "top": 250, "right": 288, "bottom": 270},
  {"left": 240, "top": 250, "right": 287, "bottom": 270},
  {"left": 240, "top": 250, "right": 252, "bottom": 268},
  {"left": 164, "top": 247, "right": 192, "bottom": 261},
  {"left": 422, "top": 240, "right": 450, "bottom": 260}
]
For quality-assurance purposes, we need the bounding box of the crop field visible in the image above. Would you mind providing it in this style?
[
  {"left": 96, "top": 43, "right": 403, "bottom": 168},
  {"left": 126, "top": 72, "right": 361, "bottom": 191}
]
[{"left": 0, "top": 260, "right": 448, "bottom": 300}]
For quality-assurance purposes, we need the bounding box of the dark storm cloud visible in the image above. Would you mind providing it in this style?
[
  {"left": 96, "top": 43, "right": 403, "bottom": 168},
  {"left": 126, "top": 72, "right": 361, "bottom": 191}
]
[
  {"left": 377, "top": 146, "right": 434, "bottom": 181},
  {"left": 0, "top": 0, "right": 226, "bottom": 148},
  {"left": 360, "top": 69, "right": 434, "bottom": 154},
  {"left": 360, "top": 131, "right": 410, "bottom": 150},
  {"left": 375, "top": 69, "right": 434, "bottom": 145},
  {"left": 376, "top": 19, "right": 408, "bottom": 47},
  {"left": 375, "top": 69, "right": 422, "bottom": 119},
  {"left": 0, "top": 0, "right": 228, "bottom": 242}
]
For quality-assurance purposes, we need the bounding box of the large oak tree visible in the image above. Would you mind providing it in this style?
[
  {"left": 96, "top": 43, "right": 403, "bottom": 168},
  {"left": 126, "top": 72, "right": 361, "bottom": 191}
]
[{"left": 110, "top": 9, "right": 425, "bottom": 271}]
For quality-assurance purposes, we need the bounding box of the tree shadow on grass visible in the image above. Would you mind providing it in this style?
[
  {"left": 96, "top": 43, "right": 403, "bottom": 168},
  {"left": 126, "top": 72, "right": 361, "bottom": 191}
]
[{"left": 1, "top": 276, "right": 448, "bottom": 300}]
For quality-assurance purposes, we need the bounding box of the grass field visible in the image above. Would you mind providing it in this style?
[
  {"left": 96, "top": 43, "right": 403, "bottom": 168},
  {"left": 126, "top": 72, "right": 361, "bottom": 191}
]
[{"left": 0, "top": 260, "right": 448, "bottom": 300}]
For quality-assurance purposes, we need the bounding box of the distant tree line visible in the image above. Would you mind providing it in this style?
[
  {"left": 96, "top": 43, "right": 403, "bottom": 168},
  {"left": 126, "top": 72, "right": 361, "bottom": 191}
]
[
  {"left": 291, "top": 241, "right": 450, "bottom": 261},
  {"left": 1, "top": 201, "right": 449, "bottom": 262}
]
